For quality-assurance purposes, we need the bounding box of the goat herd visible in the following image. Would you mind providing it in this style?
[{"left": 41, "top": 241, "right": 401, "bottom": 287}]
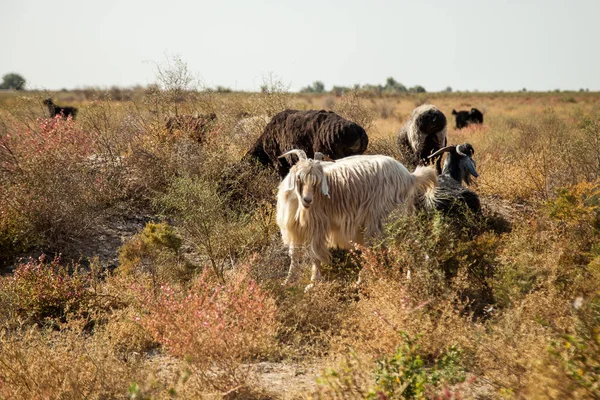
[
  {"left": 262, "top": 105, "right": 483, "bottom": 290},
  {"left": 42, "top": 97, "right": 484, "bottom": 290}
]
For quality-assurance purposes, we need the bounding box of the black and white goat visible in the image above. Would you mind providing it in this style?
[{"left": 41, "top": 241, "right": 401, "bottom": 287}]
[{"left": 423, "top": 143, "right": 480, "bottom": 214}]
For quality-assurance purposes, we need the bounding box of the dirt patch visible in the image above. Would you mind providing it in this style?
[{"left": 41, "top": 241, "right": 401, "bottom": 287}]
[
  {"left": 251, "top": 361, "right": 321, "bottom": 399},
  {"left": 6, "top": 211, "right": 153, "bottom": 273}
]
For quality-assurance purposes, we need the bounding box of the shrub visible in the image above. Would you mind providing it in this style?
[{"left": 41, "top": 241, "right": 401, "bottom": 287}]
[
  {"left": 275, "top": 282, "right": 353, "bottom": 357},
  {"left": 0, "top": 115, "right": 126, "bottom": 251},
  {"left": 547, "top": 295, "right": 600, "bottom": 398},
  {"left": 333, "top": 90, "right": 376, "bottom": 131},
  {"left": 0, "top": 327, "right": 141, "bottom": 399},
  {"left": 369, "top": 333, "right": 466, "bottom": 399},
  {"left": 117, "top": 221, "right": 195, "bottom": 283},
  {"left": 316, "top": 334, "right": 467, "bottom": 399},
  {"left": 156, "top": 176, "right": 260, "bottom": 282},
  {"left": 0, "top": 255, "right": 90, "bottom": 324},
  {"left": 132, "top": 266, "right": 278, "bottom": 391}
]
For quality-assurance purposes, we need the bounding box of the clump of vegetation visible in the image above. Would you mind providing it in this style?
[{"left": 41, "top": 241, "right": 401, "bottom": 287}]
[
  {"left": 132, "top": 266, "right": 279, "bottom": 392},
  {"left": 317, "top": 334, "right": 467, "bottom": 399},
  {"left": 0, "top": 255, "right": 90, "bottom": 325},
  {"left": 548, "top": 294, "right": 600, "bottom": 398},
  {"left": 118, "top": 221, "right": 195, "bottom": 283}
]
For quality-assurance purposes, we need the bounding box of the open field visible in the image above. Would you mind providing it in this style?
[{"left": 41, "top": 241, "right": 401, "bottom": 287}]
[{"left": 1, "top": 87, "right": 600, "bottom": 399}]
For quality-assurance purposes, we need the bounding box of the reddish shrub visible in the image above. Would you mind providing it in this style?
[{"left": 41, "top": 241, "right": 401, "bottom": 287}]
[
  {"left": 1, "top": 254, "right": 90, "bottom": 323},
  {"left": 133, "top": 266, "right": 278, "bottom": 362}
]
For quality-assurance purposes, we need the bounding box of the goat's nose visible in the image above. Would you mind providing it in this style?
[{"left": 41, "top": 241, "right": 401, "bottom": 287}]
[{"left": 303, "top": 196, "right": 313, "bottom": 204}]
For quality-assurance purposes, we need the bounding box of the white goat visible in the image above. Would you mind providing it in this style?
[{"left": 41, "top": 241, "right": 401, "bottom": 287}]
[{"left": 276, "top": 149, "right": 437, "bottom": 290}]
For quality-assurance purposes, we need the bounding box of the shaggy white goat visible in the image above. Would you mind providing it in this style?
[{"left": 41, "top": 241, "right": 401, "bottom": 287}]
[{"left": 276, "top": 149, "right": 437, "bottom": 290}]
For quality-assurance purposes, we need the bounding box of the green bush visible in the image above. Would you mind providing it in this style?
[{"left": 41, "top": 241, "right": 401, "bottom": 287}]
[
  {"left": 316, "top": 333, "right": 466, "bottom": 399},
  {"left": 156, "top": 176, "right": 262, "bottom": 282},
  {"left": 118, "top": 221, "right": 195, "bottom": 283},
  {"left": 548, "top": 295, "right": 600, "bottom": 398},
  {"left": 368, "top": 333, "right": 465, "bottom": 399}
]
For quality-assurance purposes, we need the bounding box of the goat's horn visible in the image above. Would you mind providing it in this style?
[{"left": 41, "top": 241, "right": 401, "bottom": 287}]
[
  {"left": 456, "top": 143, "right": 474, "bottom": 157},
  {"left": 428, "top": 145, "right": 456, "bottom": 159},
  {"left": 314, "top": 152, "right": 336, "bottom": 162},
  {"left": 279, "top": 149, "right": 307, "bottom": 160}
]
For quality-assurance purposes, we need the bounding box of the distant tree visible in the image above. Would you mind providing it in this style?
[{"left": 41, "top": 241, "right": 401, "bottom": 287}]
[
  {"left": 215, "top": 85, "right": 232, "bottom": 93},
  {"left": 384, "top": 77, "right": 407, "bottom": 94},
  {"left": 409, "top": 85, "right": 426, "bottom": 93},
  {"left": 313, "top": 81, "right": 325, "bottom": 93},
  {"left": 331, "top": 86, "right": 350, "bottom": 96},
  {"left": 1, "top": 73, "right": 26, "bottom": 90},
  {"left": 443, "top": 86, "right": 453, "bottom": 93},
  {"left": 522, "top": 88, "right": 527, "bottom": 92},
  {"left": 361, "top": 84, "right": 384, "bottom": 96},
  {"left": 300, "top": 81, "right": 326, "bottom": 93}
]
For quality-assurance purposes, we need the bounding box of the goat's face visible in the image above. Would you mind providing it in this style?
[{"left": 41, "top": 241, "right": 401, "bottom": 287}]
[
  {"left": 455, "top": 144, "right": 478, "bottom": 185},
  {"left": 284, "top": 160, "right": 329, "bottom": 209}
]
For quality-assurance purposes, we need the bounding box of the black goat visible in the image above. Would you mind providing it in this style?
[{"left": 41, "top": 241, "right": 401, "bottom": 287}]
[
  {"left": 452, "top": 108, "right": 484, "bottom": 129},
  {"left": 423, "top": 143, "right": 480, "bottom": 214},
  {"left": 43, "top": 98, "right": 78, "bottom": 119},
  {"left": 245, "top": 109, "right": 369, "bottom": 178}
]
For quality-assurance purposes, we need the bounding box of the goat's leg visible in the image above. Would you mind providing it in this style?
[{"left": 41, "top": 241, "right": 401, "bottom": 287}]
[
  {"left": 304, "top": 260, "right": 322, "bottom": 292},
  {"left": 284, "top": 245, "right": 300, "bottom": 285}
]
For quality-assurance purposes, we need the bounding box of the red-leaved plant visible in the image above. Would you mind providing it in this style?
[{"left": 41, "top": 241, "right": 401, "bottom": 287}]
[
  {"left": 1, "top": 254, "right": 90, "bottom": 323},
  {"left": 132, "top": 266, "right": 278, "bottom": 390},
  {"left": 0, "top": 115, "right": 116, "bottom": 246}
]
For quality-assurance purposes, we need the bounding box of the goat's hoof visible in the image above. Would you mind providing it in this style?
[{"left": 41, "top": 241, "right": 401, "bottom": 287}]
[{"left": 304, "top": 283, "right": 315, "bottom": 293}]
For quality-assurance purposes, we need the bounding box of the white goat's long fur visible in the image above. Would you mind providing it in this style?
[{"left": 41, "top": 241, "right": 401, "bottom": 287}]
[{"left": 276, "top": 154, "right": 437, "bottom": 287}]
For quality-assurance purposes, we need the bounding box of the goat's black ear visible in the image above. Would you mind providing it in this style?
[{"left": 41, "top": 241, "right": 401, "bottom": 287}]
[{"left": 452, "top": 109, "right": 457, "bottom": 115}]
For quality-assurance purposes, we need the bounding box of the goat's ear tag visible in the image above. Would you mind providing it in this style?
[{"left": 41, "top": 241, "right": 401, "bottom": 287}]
[
  {"left": 321, "top": 176, "right": 329, "bottom": 198},
  {"left": 286, "top": 171, "right": 296, "bottom": 191}
]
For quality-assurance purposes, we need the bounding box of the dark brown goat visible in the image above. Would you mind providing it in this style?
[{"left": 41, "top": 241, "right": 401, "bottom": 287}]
[
  {"left": 43, "top": 98, "right": 78, "bottom": 119},
  {"left": 397, "top": 104, "right": 447, "bottom": 174},
  {"left": 245, "top": 109, "right": 369, "bottom": 177},
  {"left": 165, "top": 113, "right": 217, "bottom": 142}
]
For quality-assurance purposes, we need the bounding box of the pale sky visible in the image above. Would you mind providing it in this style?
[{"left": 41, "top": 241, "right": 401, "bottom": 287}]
[{"left": 2, "top": 0, "right": 599, "bottom": 92}]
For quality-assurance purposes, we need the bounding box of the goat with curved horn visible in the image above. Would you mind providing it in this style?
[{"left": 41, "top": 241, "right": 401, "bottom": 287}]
[
  {"left": 422, "top": 143, "right": 480, "bottom": 214},
  {"left": 428, "top": 145, "right": 456, "bottom": 159},
  {"left": 278, "top": 149, "right": 308, "bottom": 160},
  {"left": 277, "top": 153, "right": 436, "bottom": 292}
]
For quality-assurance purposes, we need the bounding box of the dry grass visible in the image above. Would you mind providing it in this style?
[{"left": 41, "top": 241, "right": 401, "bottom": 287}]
[{"left": 1, "top": 86, "right": 600, "bottom": 399}]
